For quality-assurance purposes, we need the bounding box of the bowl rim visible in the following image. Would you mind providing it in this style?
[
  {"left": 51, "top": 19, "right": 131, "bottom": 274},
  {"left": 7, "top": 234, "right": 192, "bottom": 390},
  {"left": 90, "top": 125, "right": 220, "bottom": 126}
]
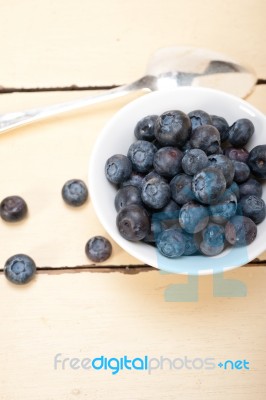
[{"left": 88, "top": 87, "right": 266, "bottom": 275}]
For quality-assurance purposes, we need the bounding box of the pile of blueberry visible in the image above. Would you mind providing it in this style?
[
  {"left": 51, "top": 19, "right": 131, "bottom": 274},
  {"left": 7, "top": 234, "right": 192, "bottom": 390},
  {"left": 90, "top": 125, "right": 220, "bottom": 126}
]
[
  {"left": 1, "top": 179, "right": 112, "bottom": 285},
  {"left": 105, "top": 109, "right": 266, "bottom": 259}
]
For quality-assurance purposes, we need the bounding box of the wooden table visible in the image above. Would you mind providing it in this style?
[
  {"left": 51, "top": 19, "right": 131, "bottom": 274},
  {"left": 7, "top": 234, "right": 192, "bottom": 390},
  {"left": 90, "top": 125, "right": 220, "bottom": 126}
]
[{"left": 0, "top": 1, "right": 265, "bottom": 399}]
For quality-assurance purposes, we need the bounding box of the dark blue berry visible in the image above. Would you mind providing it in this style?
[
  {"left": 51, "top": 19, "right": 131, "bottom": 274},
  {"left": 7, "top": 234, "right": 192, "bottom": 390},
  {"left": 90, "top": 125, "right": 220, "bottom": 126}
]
[
  {"left": 115, "top": 185, "right": 142, "bottom": 212},
  {"left": 182, "top": 231, "right": 199, "bottom": 255},
  {"left": 4, "top": 254, "right": 36, "bottom": 285},
  {"left": 127, "top": 140, "right": 157, "bottom": 173},
  {"left": 208, "top": 154, "right": 235, "bottom": 187},
  {"left": 209, "top": 190, "right": 237, "bottom": 224},
  {"left": 238, "top": 195, "right": 266, "bottom": 224},
  {"left": 228, "top": 181, "right": 240, "bottom": 200},
  {"left": 116, "top": 204, "right": 150, "bottom": 241},
  {"left": 202, "top": 223, "right": 225, "bottom": 247},
  {"left": 224, "top": 147, "right": 249, "bottom": 163},
  {"left": 248, "top": 145, "right": 266, "bottom": 179},
  {"left": 159, "top": 199, "right": 180, "bottom": 215},
  {"left": 192, "top": 167, "right": 226, "bottom": 205},
  {"left": 156, "top": 228, "right": 185, "bottom": 258},
  {"left": 85, "top": 236, "right": 112, "bottom": 262},
  {"left": 232, "top": 160, "right": 250, "bottom": 183},
  {"left": 211, "top": 115, "right": 229, "bottom": 142},
  {"left": 200, "top": 241, "right": 224, "bottom": 256},
  {"left": 190, "top": 125, "right": 221, "bottom": 155},
  {"left": 141, "top": 177, "right": 171, "bottom": 209},
  {"left": 120, "top": 171, "right": 144, "bottom": 190},
  {"left": 153, "top": 146, "right": 183, "bottom": 177},
  {"left": 62, "top": 179, "right": 88, "bottom": 206},
  {"left": 225, "top": 216, "right": 257, "bottom": 247},
  {"left": 239, "top": 178, "right": 263, "bottom": 198},
  {"left": 228, "top": 118, "right": 254, "bottom": 148},
  {"left": 155, "top": 110, "right": 191, "bottom": 147},
  {"left": 179, "top": 201, "right": 209, "bottom": 233},
  {"left": 0, "top": 195, "right": 28, "bottom": 222},
  {"left": 105, "top": 154, "right": 132, "bottom": 184},
  {"left": 170, "top": 174, "right": 195, "bottom": 205},
  {"left": 141, "top": 170, "right": 167, "bottom": 187},
  {"left": 181, "top": 149, "right": 208, "bottom": 176},
  {"left": 188, "top": 109, "right": 212, "bottom": 131},
  {"left": 134, "top": 115, "right": 158, "bottom": 141}
]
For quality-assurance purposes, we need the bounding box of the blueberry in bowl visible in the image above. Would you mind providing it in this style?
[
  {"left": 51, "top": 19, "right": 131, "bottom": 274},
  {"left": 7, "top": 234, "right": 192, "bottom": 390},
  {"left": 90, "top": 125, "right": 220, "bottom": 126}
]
[{"left": 89, "top": 88, "right": 266, "bottom": 275}]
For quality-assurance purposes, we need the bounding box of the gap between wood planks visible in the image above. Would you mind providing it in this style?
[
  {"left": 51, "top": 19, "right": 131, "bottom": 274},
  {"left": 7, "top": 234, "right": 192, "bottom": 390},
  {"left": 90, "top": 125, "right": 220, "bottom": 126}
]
[{"left": 0, "top": 80, "right": 266, "bottom": 94}]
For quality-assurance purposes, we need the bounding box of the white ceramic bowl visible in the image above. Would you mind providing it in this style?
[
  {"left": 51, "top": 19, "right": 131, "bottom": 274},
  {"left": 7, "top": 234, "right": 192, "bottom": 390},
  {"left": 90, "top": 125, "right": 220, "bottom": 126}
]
[{"left": 89, "top": 88, "right": 266, "bottom": 275}]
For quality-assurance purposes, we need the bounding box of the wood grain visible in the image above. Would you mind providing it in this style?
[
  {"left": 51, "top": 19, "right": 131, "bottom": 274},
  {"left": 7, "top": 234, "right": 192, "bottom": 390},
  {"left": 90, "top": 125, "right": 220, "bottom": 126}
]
[
  {"left": 0, "top": 267, "right": 266, "bottom": 400},
  {"left": 1, "top": 0, "right": 265, "bottom": 88}
]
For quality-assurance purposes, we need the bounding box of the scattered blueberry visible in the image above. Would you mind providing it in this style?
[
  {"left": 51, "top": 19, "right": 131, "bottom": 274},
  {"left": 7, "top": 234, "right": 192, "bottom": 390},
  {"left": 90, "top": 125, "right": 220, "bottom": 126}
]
[
  {"left": 62, "top": 179, "right": 88, "bottom": 207},
  {"left": 105, "top": 154, "right": 132, "bottom": 184},
  {"left": 192, "top": 167, "right": 226, "bottom": 204},
  {"left": 153, "top": 146, "right": 183, "bottom": 177},
  {"left": 181, "top": 148, "right": 208, "bottom": 176},
  {"left": 228, "top": 118, "right": 254, "bottom": 148},
  {"left": 248, "top": 145, "right": 266, "bottom": 179},
  {"left": 155, "top": 110, "right": 191, "bottom": 147},
  {"left": 127, "top": 140, "right": 157, "bottom": 173},
  {"left": 85, "top": 236, "right": 112, "bottom": 262},
  {"left": 114, "top": 185, "right": 142, "bottom": 212},
  {"left": 225, "top": 215, "right": 257, "bottom": 246},
  {"left": 116, "top": 204, "right": 150, "bottom": 241},
  {"left": 190, "top": 124, "right": 221, "bottom": 155},
  {"left": 156, "top": 228, "right": 185, "bottom": 258},
  {"left": 211, "top": 115, "right": 229, "bottom": 142},
  {"left": 232, "top": 160, "right": 250, "bottom": 183},
  {"left": 0, "top": 195, "right": 28, "bottom": 222},
  {"left": 179, "top": 201, "right": 209, "bottom": 233},
  {"left": 238, "top": 195, "right": 266, "bottom": 224},
  {"left": 188, "top": 109, "right": 212, "bottom": 131},
  {"left": 4, "top": 254, "right": 36, "bottom": 285},
  {"left": 134, "top": 115, "right": 158, "bottom": 141},
  {"left": 170, "top": 174, "right": 195, "bottom": 205}
]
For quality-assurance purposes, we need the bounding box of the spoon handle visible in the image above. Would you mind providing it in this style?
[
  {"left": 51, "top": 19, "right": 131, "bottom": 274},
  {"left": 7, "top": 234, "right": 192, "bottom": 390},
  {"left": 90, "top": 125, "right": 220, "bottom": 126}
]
[{"left": 0, "top": 77, "right": 153, "bottom": 134}]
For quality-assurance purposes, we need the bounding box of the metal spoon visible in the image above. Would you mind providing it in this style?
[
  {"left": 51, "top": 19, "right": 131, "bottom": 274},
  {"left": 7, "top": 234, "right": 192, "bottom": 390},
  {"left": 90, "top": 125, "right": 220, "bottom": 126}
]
[{"left": 0, "top": 46, "right": 256, "bottom": 134}]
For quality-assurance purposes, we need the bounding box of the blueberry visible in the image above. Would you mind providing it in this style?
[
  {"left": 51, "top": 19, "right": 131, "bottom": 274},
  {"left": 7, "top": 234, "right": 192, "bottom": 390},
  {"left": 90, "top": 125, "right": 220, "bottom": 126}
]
[
  {"left": 134, "top": 115, "right": 158, "bottom": 141},
  {"left": 202, "top": 223, "right": 225, "bottom": 247},
  {"left": 85, "top": 236, "right": 112, "bottom": 262},
  {"left": 248, "top": 145, "right": 266, "bottom": 179},
  {"left": 192, "top": 167, "right": 226, "bottom": 205},
  {"left": 232, "top": 160, "right": 250, "bottom": 183},
  {"left": 141, "top": 177, "right": 171, "bottom": 209},
  {"left": 0, "top": 195, "right": 28, "bottom": 222},
  {"left": 127, "top": 140, "right": 157, "bottom": 173},
  {"left": 211, "top": 115, "right": 229, "bottom": 142},
  {"left": 170, "top": 174, "right": 195, "bottom": 205},
  {"left": 200, "top": 241, "right": 224, "bottom": 256},
  {"left": 155, "top": 110, "right": 191, "bottom": 147},
  {"left": 4, "top": 254, "right": 36, "bottom": 285},
  {"left": 228, "top": 118, "right": 254, "bottom": 148},
  {"left": 239, "top": 178, "right": 263, "bottom": 198},
  {"left": 190, "top": 125, "right": 221, "bottom": 155},
  {"left": 62, "top": 179, "right": 88, "bottom": 206},
  {"left": 209, "top": 190, "right": 237, "bottom": 224},
  {"left": 238, "top": 195, "right": 266, "bottom": 224},
  {"left": 120, "top": 171, "right": 144, "bottom": 190},
  {"left": 114, "top": 185, "right": 142, "bottom": 212},
  {"left": 105, "top": 154, "right": 132, "bottom": 184},
  {"left": 179, "top": 201, "right": 209, "bottom": 233},
  {"left": 116, "top": 204, "right": 150, "bottom": 241},
  {"left": 143, "top": 218, "right": 162, "bottom": 243},
  {"left": 182, "top": 231, "right": 199, "bottom": 255},
  {"left": 227, "top": 181, "right": 240, "bottom": 200},
  {"left": 181, "top": 149, "right": 208, "bottom": 176},
  {"left": 159, "top": 199, "right": 180, "bottom": 216},
  {"left": 153, "top": 146, "right": 183, "bottom": 177},
  {"left": 188, "top": 109, "right": 212, "bottom": 131},
  {"left": 225, "top": 215, "right": 257, "bottom": 246},
  {"left": 207, "top": 154, "right": 235, "bottom": 187},
  {"left": 141, "top": 170, "right": 167, "bottom": 187},
  {"left": 224, "top": 147, "right": 249, "bottom": 163},
  {"left": 156, "top": 228, "right": 185, "bottom": 258}
]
